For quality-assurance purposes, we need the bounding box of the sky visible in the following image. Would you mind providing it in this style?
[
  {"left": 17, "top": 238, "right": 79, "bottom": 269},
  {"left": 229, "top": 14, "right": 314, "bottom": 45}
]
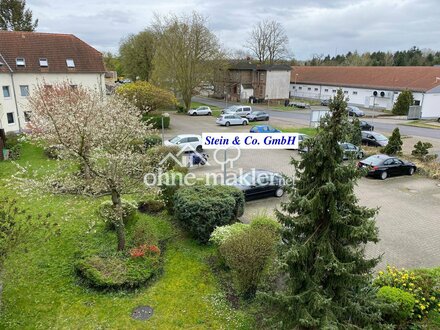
[{"left": 28, "top": 0, "right": 440, "bottom": 60}]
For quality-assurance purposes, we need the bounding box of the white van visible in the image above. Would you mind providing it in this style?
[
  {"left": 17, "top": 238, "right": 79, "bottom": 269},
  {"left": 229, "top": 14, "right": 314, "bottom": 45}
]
[{"left": 222, "top": 105, "right": 252, "bottom": 117}]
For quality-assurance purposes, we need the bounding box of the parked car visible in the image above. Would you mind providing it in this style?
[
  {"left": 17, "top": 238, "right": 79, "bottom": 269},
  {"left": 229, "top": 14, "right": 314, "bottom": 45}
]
[
  {"left": 216, "top": 114, "right": 249, "bottom": 126},
  {"left": 246, "top": 111, "right": 269, "bottom": 121},
  {"left": 320, "top": 99, "right": 331, "bottom": 106},
  {"left": 249, "top": 125, "right": 281, "bottom": 133},
  {"left": 233, "top": 170, "right": 285, "bottom": 200},
  {"left": 347, "top": 106, "right": 365, "bottom": 117},
  {"left": 339, "top": 142, "right": 364, "bottom": 160},
  {"left": 164, "top": 134, "right": 203, "bottom": 152},
  {"left": 361, "top": 131, "right": 388, "bottom": 147},
  {"left": 187, "top": 106, "right": 212, "bottom": 116},
  {"left": 222, "top": 105, "right": 252, "bottom": 117},
  {"left": 358, "top": 154, "right": 416, "bottom": 180},
  {"left": 359, "top": 120, "right": 374, "bottom": 131}
]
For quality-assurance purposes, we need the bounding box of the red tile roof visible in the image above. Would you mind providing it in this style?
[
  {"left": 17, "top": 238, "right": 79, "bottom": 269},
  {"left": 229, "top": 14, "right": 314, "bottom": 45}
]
[
  {"left": 291, "top": 66, "right": 440, "bottom": 92},
  {"left": 0, "top": 31, "right": 105, "bottom": 74}
]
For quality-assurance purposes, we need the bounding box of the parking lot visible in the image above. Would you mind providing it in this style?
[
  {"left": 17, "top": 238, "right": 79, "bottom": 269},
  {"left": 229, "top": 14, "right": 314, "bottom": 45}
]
[{"left": 165, "top": 113, "right": 440, "bottom": 270}]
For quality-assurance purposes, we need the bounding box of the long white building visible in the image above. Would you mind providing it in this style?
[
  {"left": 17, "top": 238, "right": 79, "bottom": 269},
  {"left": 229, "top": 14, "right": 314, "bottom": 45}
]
[
  {"left": 0, "top": 31, "right": 106, "bottom": 133},
  {"left": 290, "top": 66, "right": 440, "bottom": 120}
]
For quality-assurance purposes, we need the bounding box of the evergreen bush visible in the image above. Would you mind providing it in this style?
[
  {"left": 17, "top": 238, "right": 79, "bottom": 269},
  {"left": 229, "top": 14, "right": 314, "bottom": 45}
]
[{"left": 381, "top": 128, "right": 402, "bottom": 155}]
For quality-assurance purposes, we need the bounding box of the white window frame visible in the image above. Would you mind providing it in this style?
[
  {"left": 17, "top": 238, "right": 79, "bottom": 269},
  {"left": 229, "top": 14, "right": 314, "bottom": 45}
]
[
  {"left": 66, "top": 58, "right": 75, "bottom": 68},
  {"left": 20, "top": 85, "right": 30, "bottom": 97},
  {"left": 39, "top": 58, "right": 48, "bottom": 67},
  {"left": 2, "top": 85, "right": 11, "bottom": 98},
  {"left": 16, "top": 58, "right": 26, "bottom": 66}
]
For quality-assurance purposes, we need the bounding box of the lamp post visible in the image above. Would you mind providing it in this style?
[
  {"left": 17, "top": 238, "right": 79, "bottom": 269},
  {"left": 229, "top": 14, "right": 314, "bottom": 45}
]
[
  {"left": 266, "top": 94, "right": 269, "bottom": 110},
  {"left": 293, "top": 73, "right": 299, "bottom": 102}
]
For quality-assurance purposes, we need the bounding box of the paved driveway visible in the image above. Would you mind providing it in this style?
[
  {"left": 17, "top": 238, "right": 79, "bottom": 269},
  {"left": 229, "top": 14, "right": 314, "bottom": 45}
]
[{"left": 166, "top": 113, "right": 440, "bottom": 270}]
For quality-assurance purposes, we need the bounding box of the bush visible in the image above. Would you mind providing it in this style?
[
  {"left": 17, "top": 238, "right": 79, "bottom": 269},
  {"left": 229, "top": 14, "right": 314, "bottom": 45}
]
[
  {"left": 210, "top": 222, "right": 247, "bottom": 246},
  {"left": 392, "top": 90, "right": 414, "bottom": 115},
  {"left": 174, "top": 185, "right": 245, "bottom": 243},
  {"left": 44, "top": 144, "right": 64, "bottom": 159},
  {"left": 146, "top": 145, "right": 180, "bottom": 172},
  {"left": 377, "top": 286, "right": 415, "bottom": 324},
  {"left": 144, "top": 135, "right": 162, "bottom": 149},
  {"left": 138, "top": 198, "right": 165, "bottom": 214},
  {"left": 346, "top": 117, "right": 362, "bottom": 146},
  {"left": 158, "top": 170, "right": 186, "bottom": 213},
  {"left": 75, "top": 253, "right": 159, "bottom": 289},
  {"left": 4, "top": 132, "right": 23, "bottom": 160},
  {"left": 219, "top": 226, "right": 278, "bottom": 298},
  {"left": 98, "top": 200, "right": 137, "bottom": 230},
  {"left": 412, "top": 141, "right": 438, "bottom": 162},
  {"left": 142, "top": 114, "right": 170, "bottom": 129},
  {"left": 381, "top": 128, "right": 402, "bottom": 155},
  {"left": 250, "top": 214, "right": 281, "bottom": 234}
]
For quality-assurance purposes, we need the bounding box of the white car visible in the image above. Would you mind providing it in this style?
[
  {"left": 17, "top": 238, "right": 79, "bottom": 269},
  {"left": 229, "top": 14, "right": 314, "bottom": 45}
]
[
  {"left": 164, "top": 134, "right": 203, "bottom": 152},
  {"left": 187, "top": 106, "right": 212, "bottom": 116},
  {"left": 216, "top": 114, "right": 249, "bottom": 127},
  {"left": 222, "top": 105, "right": 252, "bottom": 117}
]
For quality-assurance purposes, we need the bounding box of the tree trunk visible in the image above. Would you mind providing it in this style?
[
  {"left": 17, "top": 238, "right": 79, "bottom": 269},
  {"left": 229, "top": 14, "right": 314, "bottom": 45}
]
[
  {"left": 111, "top": 188, "right": 126, "bottom": 251},
  {"left": 183, "top": 93, "right": 192, "bottom": 111}
]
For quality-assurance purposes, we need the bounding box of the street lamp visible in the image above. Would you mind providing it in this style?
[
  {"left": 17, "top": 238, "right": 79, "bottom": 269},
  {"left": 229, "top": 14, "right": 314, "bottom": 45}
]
[{"left": 293, "top": 73, "right": 299, "bottom": 102}]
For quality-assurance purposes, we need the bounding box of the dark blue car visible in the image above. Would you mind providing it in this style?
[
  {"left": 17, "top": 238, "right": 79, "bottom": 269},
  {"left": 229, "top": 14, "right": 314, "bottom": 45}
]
[{"left": 249, "top": 125, "right": 281, "bottom": 133}]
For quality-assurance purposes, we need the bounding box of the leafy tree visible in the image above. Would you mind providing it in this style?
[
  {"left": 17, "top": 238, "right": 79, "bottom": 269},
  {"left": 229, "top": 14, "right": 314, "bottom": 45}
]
[
  {"left": 152, "top": 12, "right": 224, "bottom": 110},
  {"left": 116, "top": 81, "right": 177, "bottom": 114},
  {"left": 271, "top": 90, "right": 384, "bottom": 328},
  {"left": 28, "top": 83, "right": 157, "bottom": 251},
  {"left": 102, "top": 52, "right": 123, "bottom": 76},
  {"left": 0, "top": 0, "right": 37, "bottom": 31},
  {"left": 392, "top": 90, "right": 414, "bottom": 115},
  {"left": 381, "top": 128, "right": 402, "bottom": 155},
  {"left": 119, "top": 30, "right": 156, "bottom": 81},
  {"left": 411, "top": 141, "right": 437, "bottom": 162}
]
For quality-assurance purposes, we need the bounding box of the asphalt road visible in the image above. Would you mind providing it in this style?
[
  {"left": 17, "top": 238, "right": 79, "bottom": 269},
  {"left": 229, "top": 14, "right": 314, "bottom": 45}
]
[{"left": 193, "top": 96, "right": 440, "bottom": 140}]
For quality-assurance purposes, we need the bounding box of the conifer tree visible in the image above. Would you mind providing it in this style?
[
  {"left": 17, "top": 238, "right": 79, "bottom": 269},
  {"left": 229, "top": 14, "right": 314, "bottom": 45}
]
[
  {"left": 392, "top": 90, "right": 413, "bottom": 115},
  {"left": 0, "top": 0, "right": 38, "bottom": 31},
  {"left": 273, "top": 90, "right": 384, "bottom": 328},
  {"left": 381, "top": 128, "right": 402, "bottom": 155}
]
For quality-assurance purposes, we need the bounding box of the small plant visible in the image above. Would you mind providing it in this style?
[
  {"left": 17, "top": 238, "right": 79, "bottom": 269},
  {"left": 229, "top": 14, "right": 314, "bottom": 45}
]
[
  {"left": 412, "top": 141, "right": 437, "bottom": 162},
  {"left": 138, "top": 198, "right": 165, "bottom": 214},
  {"left": 377, "top": 286, "right": 416, "bottom": 324},
  {"left": 144, "top": 135, "right": 162, "bottom": 149},
  {"left": 381, "top": 128, "right": 402, "bottom": 155}
]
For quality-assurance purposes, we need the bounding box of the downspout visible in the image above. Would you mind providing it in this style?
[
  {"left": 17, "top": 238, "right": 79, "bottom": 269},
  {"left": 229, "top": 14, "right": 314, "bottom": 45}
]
[{"left": 0, "top": 53, "right": 21, "bottom": 132}]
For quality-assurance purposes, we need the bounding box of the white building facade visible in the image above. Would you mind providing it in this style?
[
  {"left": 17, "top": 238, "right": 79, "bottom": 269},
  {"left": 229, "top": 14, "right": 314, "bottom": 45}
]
[
  {"left": 0, "top": 31, "right": 106, "bottom": 133},
  {"left": 290, "top": 66, "right": 440, "bottom": 120}
]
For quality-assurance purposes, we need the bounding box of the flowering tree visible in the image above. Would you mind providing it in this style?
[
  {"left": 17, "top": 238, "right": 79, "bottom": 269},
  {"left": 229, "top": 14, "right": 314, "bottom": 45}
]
[{"left": 28, "top": 83, "right": 157, "bottom": 251}]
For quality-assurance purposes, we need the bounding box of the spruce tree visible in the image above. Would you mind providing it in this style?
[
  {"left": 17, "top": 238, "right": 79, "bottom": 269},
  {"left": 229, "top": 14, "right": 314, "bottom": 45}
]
[
  {"left": 0, "top": 0, "right": 38, "bottom": 31},
  {"left": 381, "top": 128, "right": 402, "bottom": 156},
  {"left": 273, "top": 90, "right": 383, "bottom": 329},
  {"left": 392, "top": 90, "right": 413, "bottom": 115}
]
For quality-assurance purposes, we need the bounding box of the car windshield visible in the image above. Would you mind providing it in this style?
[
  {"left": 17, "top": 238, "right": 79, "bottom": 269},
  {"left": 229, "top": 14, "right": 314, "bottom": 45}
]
[
  {"left": 225, "top": 106, "right": 238, "bottom": 111},
  {"left": 169, "top": 136, "right": 181, "bottom": 143},
  {"left": 362, "top": 156, "right": 385, "bottom": 166},
  {"left": 374, "top": 134, "right": 388, "bottom": 141},
  {"left": 237, "top": 172, "right": 255, "bottom": 185}
]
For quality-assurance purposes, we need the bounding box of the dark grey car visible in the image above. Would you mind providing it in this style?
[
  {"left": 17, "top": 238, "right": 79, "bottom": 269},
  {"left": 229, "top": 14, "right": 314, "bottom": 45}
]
[{"left": 246, "top": 111, "right": 270, "bottom": 121}]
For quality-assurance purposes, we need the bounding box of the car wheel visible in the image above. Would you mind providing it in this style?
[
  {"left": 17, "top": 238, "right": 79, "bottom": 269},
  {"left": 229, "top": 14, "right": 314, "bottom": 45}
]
[
  {"left": 265, "top": 117, "right": 269, "bottom": 121},
  {"left": 358, "top": 152, "right": 364, "bottom": 159},
  {"left": 408, "top": 167, "right": 415, "bottom": 176},
  {"left": 191, "top": 112, "right": 196, "bottom": 116},
  {"left": 242, "top": 121, "right": 247, "bottom": 125},
  {"left": 196, "top": 145, "right": 203, "bottom": 152},
  {"left": 380, "top": 171, "right": 388, "bottom": 180},
  {"left": 225, "top": 121, "right": 230, "bottom": 127},
  {"left": 275, "top": 187, "right": 284, "bottom": 197}
]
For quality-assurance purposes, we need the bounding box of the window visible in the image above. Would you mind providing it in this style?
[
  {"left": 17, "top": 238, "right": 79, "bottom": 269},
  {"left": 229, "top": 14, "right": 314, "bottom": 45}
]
[
  {"left": 66, "top": 58, "right": 75, "bottom": 68},
  {"left": 2, "top": 86, "right": 10, "bottom": 98},
  {"left": 24, "top": 111, "right": 31, "bottom": 122},
  {"left": 324, "top": 89, "right": 329, "bottom": 92},
  {"left": 314, "top": 88, "right": 318, "bottom": 91},
  {"left": 308, "top": 87, "right": 311, "bottom": 91},
  {"left": 16, "top": 58, "right": 25, "bottom": 66},
  {"left": 299, "top": 87, "right": 302, "bottom": 90},
  {"left": 344, "top": 90, "right": 348, "bottom": 94},
  {"left": 414, "top": 100, "right": 421, "bottom": 106},
  {"left": 332, "top": 89, "right": 337, "bottom": 93},
  {"left": 7, "top": 112, "right": 14, "bottom": 124},
  {"left": 20, "top": 85, "right": 29, "bottom": 97},
  {"left": 39, "top": 58, "right": 48, "bottom": 67},
  {"left": 352, "top": 91, "right": 358, "bottom": 95}
]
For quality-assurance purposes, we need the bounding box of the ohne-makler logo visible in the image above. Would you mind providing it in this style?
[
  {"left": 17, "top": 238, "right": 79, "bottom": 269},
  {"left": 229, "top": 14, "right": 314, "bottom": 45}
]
[{"left": 202, "top": 133, "right": 299, "bottom": 150}]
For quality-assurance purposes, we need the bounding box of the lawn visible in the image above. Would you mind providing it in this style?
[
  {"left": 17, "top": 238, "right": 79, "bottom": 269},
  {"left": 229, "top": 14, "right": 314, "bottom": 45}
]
[{"left": 0, "top": 143, "right": 254, "bottom": 329}]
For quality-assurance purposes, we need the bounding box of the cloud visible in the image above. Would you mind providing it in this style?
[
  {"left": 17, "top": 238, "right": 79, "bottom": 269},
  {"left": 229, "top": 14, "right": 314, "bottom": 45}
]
[{"left": 27, "top": 0, "right": 440, "bottom": 59}]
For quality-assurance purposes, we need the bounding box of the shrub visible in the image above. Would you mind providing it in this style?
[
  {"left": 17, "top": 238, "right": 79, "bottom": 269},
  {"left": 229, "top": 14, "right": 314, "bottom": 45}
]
[
  {"left": 210, "top": 222, "right": 247, "bottom": 246},
  {"left": 44, "top": 144, "right": 65, "bottom": 159},
  {"left": 377, "top": 286, "right": 415, "bottom": 324},
  {"left": 142, "top": 114, "right": 170, "bottom": 129},
  {"left": 374, "top": 266, "right": 440, "bottom": 320},
  {"left": 4, "top": 132, "right": 23, "bottom": 160},
  {"left": 144, "top": 135, "right": 162, "bottom": 149},
  {"left": 381, "top": 128, "right": 402, "bottom": 155},
  {"left": 174, "top": 185, "right": 245, "bottom": 243},
  {"left": 412, "top": 141, "right": 438, "bottom": 162},
  {"left": 392, "top": 90, "right": 414, "bottom": 115},
  {"left": 158, "top": 170, "right": 188, "bottom": 213},
  {"left": 219, "top": 226, "right": 278, "bottom": 298},
  {"left": 146, "top": 145, "right": 180, "bottom": 172},
  {"left": 98, "top": 200, "right": 137, "bottom": 230},
  {"left": 75, "top": 253, "right": 158, "bottom": 288},
  {"left": 138, "top": 198, "right": 165, "bottom": 214},
  {"left": 250, "top": 214, "right": 281, "bottom": 234}
]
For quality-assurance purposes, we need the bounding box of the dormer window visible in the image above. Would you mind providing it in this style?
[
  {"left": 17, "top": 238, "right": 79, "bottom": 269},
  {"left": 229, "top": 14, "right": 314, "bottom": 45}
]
[
  {"left": 66, "top": 59, "right": 75, "bottom": 68},
  {"left": 39, "top": 58, "right": 48, "bottom": 67},
  {"left": 16, "top": 58, "right": 25, "bottom": 66}
]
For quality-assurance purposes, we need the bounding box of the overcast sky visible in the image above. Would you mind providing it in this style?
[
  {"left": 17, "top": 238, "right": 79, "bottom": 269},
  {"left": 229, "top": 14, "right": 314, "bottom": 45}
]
[{"left": 29, "top": 0, "right": 440, "bottom": 60}]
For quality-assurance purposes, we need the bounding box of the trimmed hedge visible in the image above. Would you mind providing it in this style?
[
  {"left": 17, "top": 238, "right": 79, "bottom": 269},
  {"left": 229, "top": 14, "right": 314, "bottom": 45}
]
[
  {"left": 142, "top": 114, "right": 170, "bottom": 129},
  {"left": 174, "top": 185, "right": 245, "bottom": 243},
  {"left": 377, "top": 286, "right": 415, "bottom": 324}
]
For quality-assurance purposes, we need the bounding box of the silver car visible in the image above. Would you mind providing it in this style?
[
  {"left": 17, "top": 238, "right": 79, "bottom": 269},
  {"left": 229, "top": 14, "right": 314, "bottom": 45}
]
[
  {"left": 216, "top": 114, "right": 249, "bottom": 127},
  {"left": 187, "top": 106, "right": 212, "bottom": 116}
]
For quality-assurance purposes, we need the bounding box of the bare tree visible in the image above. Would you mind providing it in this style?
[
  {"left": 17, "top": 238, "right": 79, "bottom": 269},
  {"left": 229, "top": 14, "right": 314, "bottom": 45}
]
[
  {"left": 151, "top": 12, "right": 224, "bottom": 110},
  {"left": 245, "top": 20, "right": 288, "bottom": 64}
]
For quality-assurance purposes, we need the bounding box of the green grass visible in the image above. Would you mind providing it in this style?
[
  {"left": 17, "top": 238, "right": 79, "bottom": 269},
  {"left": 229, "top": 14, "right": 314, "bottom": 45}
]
[
  {"left": 402, "top": 120, "right": 440, "bottom": 130},
  {"left": 248, "top": 122, "right": 318, "bottom": 136},
  {"left": 0, "top": 144, "right": 254, "bottom": 329}
]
